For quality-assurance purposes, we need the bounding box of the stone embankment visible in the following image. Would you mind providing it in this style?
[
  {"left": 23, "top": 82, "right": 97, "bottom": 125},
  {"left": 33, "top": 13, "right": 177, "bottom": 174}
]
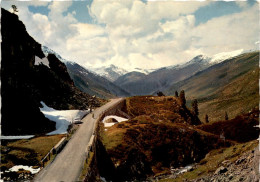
[{"left": 83, "top": 98, "right": 126, "bottom": 182}]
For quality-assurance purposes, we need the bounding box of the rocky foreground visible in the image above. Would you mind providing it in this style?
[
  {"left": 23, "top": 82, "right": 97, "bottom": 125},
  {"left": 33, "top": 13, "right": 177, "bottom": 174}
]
[{"left": 193, "top": 146, "right": 259, "bottom": 182}]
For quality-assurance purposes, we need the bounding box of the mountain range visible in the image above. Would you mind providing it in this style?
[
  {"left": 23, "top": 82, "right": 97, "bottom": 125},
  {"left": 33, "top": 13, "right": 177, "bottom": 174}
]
[
  {"left": 112, "top": 50, "right": 244, "bottom": 96},
  {"left": 89, "top": 64, "right": 154, "bottom": 82},
  {"left": 42, "top": 40, "right": 251, "bottom": 102},
  {"left": 42, "top": 46, "right": 130, "bottom": 99},
  {"left": 166, "top": 51, "right": 259, "bottom": 122},
  {"left": 65, "top": 62, "right": 130, "bottom": 98}
]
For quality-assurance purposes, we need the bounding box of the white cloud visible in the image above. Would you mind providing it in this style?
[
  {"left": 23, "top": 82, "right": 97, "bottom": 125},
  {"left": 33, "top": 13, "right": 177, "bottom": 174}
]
[
  {"left": 88, "top": 0, "right": 211, "bottom": 70},
  {"left": 191, "top": 3, "right": 259, "bottom": 56},
  {"left": 1, "top": 1, "right": 259, "bottom": 71},
  {"left": 89, "top": 1, "right": 258, "bottom": 70}
]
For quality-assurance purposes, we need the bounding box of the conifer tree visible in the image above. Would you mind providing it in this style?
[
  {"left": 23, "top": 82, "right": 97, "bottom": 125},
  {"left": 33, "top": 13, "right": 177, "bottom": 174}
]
[
  {"left": 11, "top": 5, "right": 18, "bottom": 13},
  {"left": 225, "top": 112, "right": 229, "bottom": 120},
  {"left": 179, "top": 90, "right": 186, "bottom": 107},
  {"left": 157, "top": 91, "right": 165, "bottom": 96},
  {"left": 205, "top": 114, "right": 209, "bottom": 123},
  {"left": 175, "top": 91, "right": 178, "bottom": 97},
  {"left": 192, "top": 99, "right": 199, "bottom": 116}
]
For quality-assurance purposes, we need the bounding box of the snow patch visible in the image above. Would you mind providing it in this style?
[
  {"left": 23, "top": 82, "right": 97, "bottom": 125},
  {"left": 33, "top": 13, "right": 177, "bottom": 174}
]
[
  {"left": 210, "top": 49, "right": 244, "bottom": 63},
  {"left": 89, "top": 64, "right": 128, "bottom": 81},
  {"left": 100, "top": 176, "right": 107, "bottom": 182},
  {"left": 177, "top": 165, "right": 193, "bottom": 174},
  {"left": 79, "top": 70, "right": 88, "bottom": 75},
  {"left": 0, "top": 135, "right": 34, "bottom": 140},
  {"left": 171, "top": 164, "right": 194, "bottom": 175},
  {"left": 9, "top": 165, "right": 41, "bottom": 174},
  {"left": 35, "top": 56, "right": 50, "bottom": 68},
  {"left": 40, "top": 102, "right": 89, "bottom": 135},
  {"left": 131, "top": 68, "right": 153, "bottom": 74},
  {"left": 102, "top": 115, "right": 128, "bottom": 127},
  {"left": 42, "top": 45, "right": 69, "bottom": 63}
]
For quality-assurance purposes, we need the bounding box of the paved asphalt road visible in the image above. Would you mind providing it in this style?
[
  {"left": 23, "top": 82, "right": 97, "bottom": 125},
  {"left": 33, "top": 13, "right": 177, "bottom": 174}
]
[{"left": 34, "top": 98, "right": 123, "bottom": 182}]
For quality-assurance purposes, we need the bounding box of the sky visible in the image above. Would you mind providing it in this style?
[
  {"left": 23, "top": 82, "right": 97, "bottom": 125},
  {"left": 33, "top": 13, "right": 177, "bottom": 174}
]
[{"left": 2, "top": 0, "right": 259, "bottom": 71}]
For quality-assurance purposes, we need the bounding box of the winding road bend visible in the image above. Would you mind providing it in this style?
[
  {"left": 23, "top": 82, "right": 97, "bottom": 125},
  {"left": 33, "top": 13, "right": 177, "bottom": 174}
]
[{"left": 34, "top": 98, "right": 123, "bottom": 182}]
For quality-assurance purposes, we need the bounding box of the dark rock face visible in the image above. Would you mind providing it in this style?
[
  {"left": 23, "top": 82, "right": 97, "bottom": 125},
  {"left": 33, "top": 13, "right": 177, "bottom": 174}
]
[
  {"left": 1, "top": 8, "right": 98, "bottom": 135},
  {"left": 1, "top": 8, "right": 55, "bottom": 135},
  {"left": 117, "top": 149, "right": 153, "bottom": 181},
  {"left": 96, "top": 139, "right": 117, "bottom": 181}
]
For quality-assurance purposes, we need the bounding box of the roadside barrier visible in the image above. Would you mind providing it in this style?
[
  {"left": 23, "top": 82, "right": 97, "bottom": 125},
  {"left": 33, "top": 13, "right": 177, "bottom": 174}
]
[{"left": 40, "top": 137, "right": 67, "bottom": 167}]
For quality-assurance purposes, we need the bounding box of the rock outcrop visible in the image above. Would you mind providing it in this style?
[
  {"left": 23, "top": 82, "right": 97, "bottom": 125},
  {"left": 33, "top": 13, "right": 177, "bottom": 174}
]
[
  {"left": 193, "top": 147, "right": 259, "bottom": 182},
  {"left": 1, "top": 8, "right": 99, "bottom": 135}
]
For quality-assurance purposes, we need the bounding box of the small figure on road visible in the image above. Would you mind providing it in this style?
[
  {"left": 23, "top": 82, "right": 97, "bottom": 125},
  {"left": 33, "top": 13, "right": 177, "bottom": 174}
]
[{"left": 92, "top": 113, "right": 95, "bottom": 119}]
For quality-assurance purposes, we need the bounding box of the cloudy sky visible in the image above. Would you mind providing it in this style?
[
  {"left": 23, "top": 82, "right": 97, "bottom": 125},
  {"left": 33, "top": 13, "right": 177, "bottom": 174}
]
[{"left": 2, "top": 0, "right": 259, "bottom": 71}]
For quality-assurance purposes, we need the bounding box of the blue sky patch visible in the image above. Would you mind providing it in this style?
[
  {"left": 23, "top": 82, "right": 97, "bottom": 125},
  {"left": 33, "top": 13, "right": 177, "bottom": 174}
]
[
  {"left": 28, "top": 5, "right": 50, "bottom": 16},
  {"left": 64, "top": 0, "right": 94, "bottom": 24},
  {"left": 194, "top": 1, "right": 242, "bottom": 26}
]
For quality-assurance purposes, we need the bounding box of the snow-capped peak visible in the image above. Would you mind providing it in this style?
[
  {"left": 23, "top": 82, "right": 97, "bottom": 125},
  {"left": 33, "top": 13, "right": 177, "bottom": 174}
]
[
  {"left": 41, "top": 46, "right": 69, "bottom": 63},
  {"left": 165, "top": 54, "right": 211, "bottom": 70},
  {"left": 210, "top": 49, "right": 244, "bottom": 63},
  {"left": 131, "top": 68, "right": 155, "bottom": 75},
  {"left": 89, "top": 64, "right": 128, "bottom": 81}
]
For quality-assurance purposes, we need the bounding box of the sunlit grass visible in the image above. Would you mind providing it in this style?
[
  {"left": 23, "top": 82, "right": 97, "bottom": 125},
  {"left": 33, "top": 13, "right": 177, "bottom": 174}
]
[{"left": 1, "top": 134, "right": 65, "bottom": 169}]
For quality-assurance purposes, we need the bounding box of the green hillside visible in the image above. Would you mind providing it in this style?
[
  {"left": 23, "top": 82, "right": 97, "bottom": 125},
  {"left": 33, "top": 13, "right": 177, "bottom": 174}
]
[{"left": 166, "top": 51, "right": 259, "bottom": 122}]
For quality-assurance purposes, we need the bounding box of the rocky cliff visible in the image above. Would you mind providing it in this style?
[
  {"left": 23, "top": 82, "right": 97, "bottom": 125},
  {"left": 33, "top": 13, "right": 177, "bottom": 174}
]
[{"left": 1, "top": 8, "right": 98, "bottom": 135}]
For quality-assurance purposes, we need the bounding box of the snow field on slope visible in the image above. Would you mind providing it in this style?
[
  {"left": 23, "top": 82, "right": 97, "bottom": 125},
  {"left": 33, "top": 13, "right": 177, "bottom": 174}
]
[
  {"left": 34, "top": 56, "right": 50, "bottom": 68},
  {"left": 0, "top": 135, "right": 35, "bottom": 140},
  {"left": 210, "top": 49, "right": 244, "bottom": 63},
  {"left": 102, "top": 115, "right": 128, "bottom": 127},
  {"left": 40, "top": 102, "right": 89, "bottom": 135},
  {"left": 8, "top": 165, "right": 41, "bottom": 174}
]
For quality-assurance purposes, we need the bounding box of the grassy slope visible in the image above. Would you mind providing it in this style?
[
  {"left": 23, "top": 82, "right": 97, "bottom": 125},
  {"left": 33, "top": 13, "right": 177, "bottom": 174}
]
[
  {"left": 198, "top": 67, "right": 259, "bottom": 122},
  {"left": 1, "top": 135, "right": 65, "bottom": 170},
  {"left": 166, "top": 51, "right": 259, "bottom": 122},
  {"left": 197, "top": 108, "right": 259, "bottom": 143},
  {"left": 100, "top": 96, "right": 231, "bottom": 178}
]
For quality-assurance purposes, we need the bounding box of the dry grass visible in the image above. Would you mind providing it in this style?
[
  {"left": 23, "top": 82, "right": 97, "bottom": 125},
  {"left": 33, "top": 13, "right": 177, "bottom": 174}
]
[
  {"left": 99, "top": 96, "right": 233, "bottom": 176},
  {"left": 99, "top": 96, "right": 258, "bottom": 180},
  {"left": 1, "top": 134, "right": 65, "bottom": 169},
  {"left": 197, "top": 108, "right": 259, "bottom": 143},
  {"left": 99, "top": 123, "right": 126, "bottom": 151}
]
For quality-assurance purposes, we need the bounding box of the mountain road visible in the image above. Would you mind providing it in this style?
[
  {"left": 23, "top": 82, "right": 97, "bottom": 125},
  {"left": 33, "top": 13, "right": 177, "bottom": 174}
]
[{"left": 34, "top": 98, "right": 124, "bottom": 182}]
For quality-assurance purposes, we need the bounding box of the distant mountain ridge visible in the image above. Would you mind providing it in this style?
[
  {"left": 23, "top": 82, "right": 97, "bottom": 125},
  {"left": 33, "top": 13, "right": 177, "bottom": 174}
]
[
  {"left": 113, "top": 49, "right": 247, "bottom": 96},
  {"left": 114, "top": 55, "right": 212, "bottom": 95},
  {"left": 42, "top": 46, "right": 130, "bottom": 98},
  {"left": 89, "top": 64, "right": 155, "bottom": 81},
  {"left": 42, "top": 44, "right": 248, "bottom": 98},
  {"left": 65, "top": 62, "right": 130, "bottom": 98},
  {"left": 90, "top": 64, "right": 128, "bottom": 81},
  {"left": 166, "top": 51, "right": 259, "bottom": 122}
]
